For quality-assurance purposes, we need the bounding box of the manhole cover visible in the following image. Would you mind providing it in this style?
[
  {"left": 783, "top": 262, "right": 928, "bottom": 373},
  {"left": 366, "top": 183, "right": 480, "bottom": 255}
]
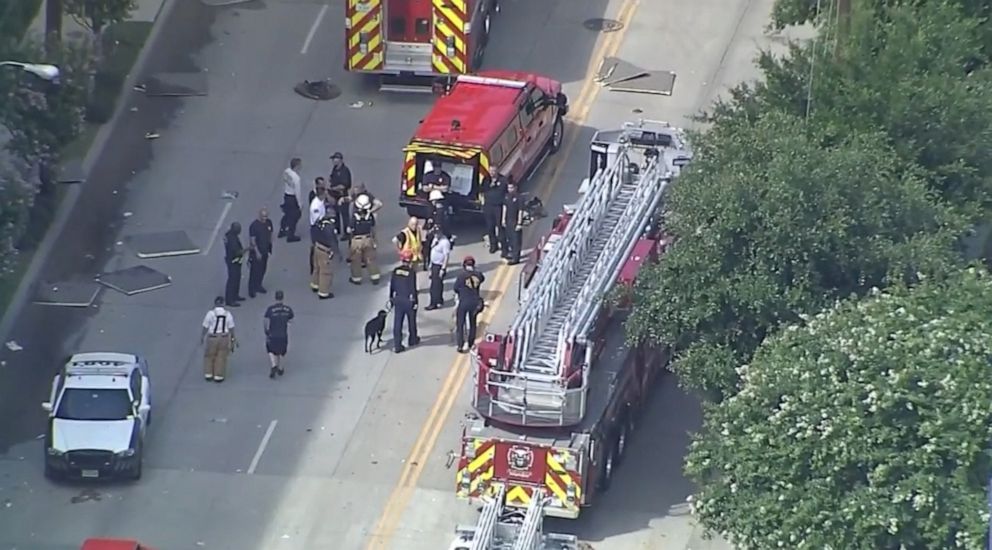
[
  {"left": 294, "top": 80, "right": 342, "bottom": 101},
  {"left": 583, "top": 18, "right": 624, "bottom": 32}
]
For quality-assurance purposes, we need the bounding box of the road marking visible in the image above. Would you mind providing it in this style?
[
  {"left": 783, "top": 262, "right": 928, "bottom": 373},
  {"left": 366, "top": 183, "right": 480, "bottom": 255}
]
[
  {"left": 364, "top": 0, "right": 641, "bottom": 547},
  {"left": 301, "top": 4, "right": 329, "bottom": 55},
  {"left": 202, "top": 201, "right": 234, "bottom": 256},
  {"left": 247, "top": 420, "right": 278, "bottom": 475}
]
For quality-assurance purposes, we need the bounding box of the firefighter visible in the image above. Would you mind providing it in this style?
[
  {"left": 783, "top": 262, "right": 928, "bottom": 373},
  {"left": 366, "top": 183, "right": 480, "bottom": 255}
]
[
  {"left": 223, "top": 222, "right": 247, "bottom": 306},
  {"left": 453, "top": 256, "right": 486, "bottom": 353},
  {"left": 393, "top": 217, "right": 424, "bottom": 272},
  {"left": 422, "top": 160, "right": 451, "bottom": 193},
  {"left": 482, "top": 176, "right": 506, "bottom": 254},
  {"left": 348, "top": 194, "right": 381, "bottom": 285},
  {"left": 310, "top": 212, "right": 336, "bottom": 300},
  {"left": 389, "top": 250, "right": 421, "bottom": 353},
  {"left": 309, "top": 185, "right": 328, "bottom": 276},
  {"left": 428, "top": 189, "right": 454, "bottom": 241},
  {"left": 502, "top": 182, "right": 525, "bottom": 265},
  {"left": 328, "top": 152, "right": 352, "bottom": 235}
]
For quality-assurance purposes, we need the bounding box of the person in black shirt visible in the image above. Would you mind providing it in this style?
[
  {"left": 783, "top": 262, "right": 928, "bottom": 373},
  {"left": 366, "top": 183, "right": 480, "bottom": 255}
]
[
  {"left": 501, "top": 183, "right": 525, "bottom": 265},
  {"left": 248, "top": 208, "right": 273, "bottom": 298},
  {"left": 264, "top": 290, "right": 295, "bottom": 378},
  {"left": 482, "top": 176, "right": 506, "bottom": 254},
  {"left": 223, "top": 222, "right": 247, "bottom": 306},
  {"left": 422, "top": 160, "right": 451, "bottom": 193},
  {"left": 453, "top": 256, "right": 486, "bottom": 353},
  {"left": 389, "top": 250, "right": 421, "bottom": 353},
  {"left": 329, "top": 152, "right": 352, "bottom": 235}
]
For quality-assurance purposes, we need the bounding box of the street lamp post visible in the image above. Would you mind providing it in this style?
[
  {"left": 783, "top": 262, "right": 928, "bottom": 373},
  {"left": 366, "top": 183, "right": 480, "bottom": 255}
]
[{"left": 0, "top": 61, "right": 60, "bottom": 82}]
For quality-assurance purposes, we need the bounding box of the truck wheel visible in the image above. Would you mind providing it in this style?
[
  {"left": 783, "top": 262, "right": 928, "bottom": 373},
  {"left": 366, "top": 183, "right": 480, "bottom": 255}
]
[
  {"left": 614, "top": 418, "right": 631, "bottom": 467},
  {"left": 548, "top": 116, "right": 564, "bottom": 154},
  {"left": 597, "top": 442, "right": 616, "bottom": 492},
  {"left": 472, "top": 12, "right": 493, "bottom": 70},
  {"left": 130, "top": 448, "right": 143, "bottom": 481}
]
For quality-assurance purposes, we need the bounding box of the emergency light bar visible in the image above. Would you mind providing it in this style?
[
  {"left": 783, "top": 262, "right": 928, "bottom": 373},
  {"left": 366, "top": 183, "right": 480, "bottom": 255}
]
[
  {"left": 64, "top": 352, "right": 138, "bottom": 377},
  {"left": 456, "top": 74, "right": 527, "bottom": 89}
]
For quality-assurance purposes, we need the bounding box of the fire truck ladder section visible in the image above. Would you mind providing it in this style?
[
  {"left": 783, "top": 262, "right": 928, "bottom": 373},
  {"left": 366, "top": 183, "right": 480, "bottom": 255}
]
[
  {"left": 489, "top": 123, "right": 680, "bottom": 427},
  {"left": 454, "top": 486, "right": 579, "bottom": 550}
]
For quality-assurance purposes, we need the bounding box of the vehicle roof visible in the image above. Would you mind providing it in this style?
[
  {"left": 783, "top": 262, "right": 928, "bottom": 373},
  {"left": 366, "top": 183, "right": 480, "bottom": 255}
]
[
  {"left": 412, "top": 71, "right": 552, "bottom": 150},
  {"left": 64, "top": 375, "right": 132, "bottom": 390},
  {"left": 80, "top": 539, "right": 140, "bottom": 550},
  {"left": 68, "top": 352, "right": 139, "bottom": 365}
]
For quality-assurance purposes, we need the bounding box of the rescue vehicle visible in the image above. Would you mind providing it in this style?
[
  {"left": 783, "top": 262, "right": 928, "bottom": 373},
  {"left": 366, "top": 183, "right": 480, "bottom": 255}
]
[
  {"left": 345, "top": 0, "right": 500, "bottom": 92},
  {"left": 450, "top": 120, "right": 693, "bottom": 548},
  {"left": 80, "top": 539, "right": 156, "bottom": 550},
  {"left": 399, "top": 72, "right": 568, "bottom": 219}
]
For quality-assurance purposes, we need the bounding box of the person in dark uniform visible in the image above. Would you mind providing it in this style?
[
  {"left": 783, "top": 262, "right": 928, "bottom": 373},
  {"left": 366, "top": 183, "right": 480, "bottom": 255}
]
[
  {"left": 389, "top": 250, "right": 421, "bottom": 353},
  {"left": 501, "top": 183, "right": 525, "bottom": 264},
  {"left": 422, "top": 160, "right": 451, "bottom": 193},
  {"left": 453, "top": 256, "right": 486, "bottom": 353},
  {"left": 311, "top": 213, "right": 336, "bottom": 300},
  {"left": 329, "top": 152, "right": 352, "bottom": 236},
  {"left": 248, "top": 208, "right": 273, "bottom": 298},
  {"left": 482, "top": 176, "right": 506, "bottom": 254},
  {"left": 223, "top": 222, "right": 247, "bottom": 307},
  {"left": 428, "top": 189, "right": 454, "bottom": 241},
  {"left": 263, "top": 290, "right": 295, "bottom": 379}
]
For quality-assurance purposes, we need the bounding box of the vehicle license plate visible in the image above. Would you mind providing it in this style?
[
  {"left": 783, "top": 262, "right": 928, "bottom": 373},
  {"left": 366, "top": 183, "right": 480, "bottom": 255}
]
[{"left": 81, "top": 469, "right": 99, "bottom": 478}]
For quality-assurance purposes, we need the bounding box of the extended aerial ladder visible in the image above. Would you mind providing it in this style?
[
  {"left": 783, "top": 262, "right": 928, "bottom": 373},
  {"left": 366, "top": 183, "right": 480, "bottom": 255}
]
[
  {"left": 451, "top": 486, "right": 579, "bottom": 550},
  {"left": 473, "top": 120, "right": 691, "bottom": 428}
]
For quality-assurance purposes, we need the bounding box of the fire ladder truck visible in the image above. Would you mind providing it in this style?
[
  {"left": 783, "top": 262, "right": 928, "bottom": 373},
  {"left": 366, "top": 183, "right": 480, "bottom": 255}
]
[{"left": 450, "top": 120, "right": 692, "bottom": 549}]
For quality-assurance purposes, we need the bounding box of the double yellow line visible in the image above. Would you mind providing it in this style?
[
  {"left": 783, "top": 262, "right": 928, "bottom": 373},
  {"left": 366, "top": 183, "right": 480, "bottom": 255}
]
[{"left": 365, "top": 1, "right": 640, "bottom": 547}]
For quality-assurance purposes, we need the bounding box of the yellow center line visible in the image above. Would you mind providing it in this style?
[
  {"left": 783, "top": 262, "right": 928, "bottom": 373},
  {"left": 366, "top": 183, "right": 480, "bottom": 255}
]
[{"left": 365, "top": 1, "right": 640, "bottom": 546}]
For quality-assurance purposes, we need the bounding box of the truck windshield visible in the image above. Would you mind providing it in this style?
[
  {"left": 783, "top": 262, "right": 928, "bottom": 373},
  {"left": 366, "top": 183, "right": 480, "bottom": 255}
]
[{"left": 55, "top": 388, "right": 132, "bottom": 421}]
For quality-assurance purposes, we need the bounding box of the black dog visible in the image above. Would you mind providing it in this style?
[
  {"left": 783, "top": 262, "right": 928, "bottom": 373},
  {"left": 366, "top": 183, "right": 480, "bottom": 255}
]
[{"left": 364, "top": 310, "right": 388, "bottom": 353}]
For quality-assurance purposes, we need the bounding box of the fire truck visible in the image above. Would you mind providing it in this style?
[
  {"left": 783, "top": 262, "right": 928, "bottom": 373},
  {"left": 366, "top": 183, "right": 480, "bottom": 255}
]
[
  {"left": 344, "top": 0, "right": 500, "bottom": 91},
  {"left": 450, "top": 120, "right": 693, "bottom": 549}
]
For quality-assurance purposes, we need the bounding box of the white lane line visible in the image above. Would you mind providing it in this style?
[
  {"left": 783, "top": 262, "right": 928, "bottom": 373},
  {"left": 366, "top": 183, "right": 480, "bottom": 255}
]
[
  {"left": 202, "top": 201, "right": 233, "bottom": 256},
  {"left": 247, "top": 420, "right": 278, "bottom": 475},
  {"left": 300, "top": 5, "right": 329, "bottom": 55}
]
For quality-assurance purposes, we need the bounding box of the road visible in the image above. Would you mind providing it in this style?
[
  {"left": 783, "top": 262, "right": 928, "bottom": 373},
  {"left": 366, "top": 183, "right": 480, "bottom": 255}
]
[{"left": 0, "top": 0, "right": 778, "bottom": 549}]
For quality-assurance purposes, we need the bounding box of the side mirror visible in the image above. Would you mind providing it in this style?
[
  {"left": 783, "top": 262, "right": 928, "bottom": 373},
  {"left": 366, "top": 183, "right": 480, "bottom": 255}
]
[
  {"left": 138, "top": 404, "right": 151, "bottom": 415},
  {"left": 41, "top": 402, "right": 52, "bottom": 412}
]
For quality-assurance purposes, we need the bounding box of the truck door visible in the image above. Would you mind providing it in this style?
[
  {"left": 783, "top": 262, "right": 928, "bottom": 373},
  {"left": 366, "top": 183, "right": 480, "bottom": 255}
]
[{"left": 386, "top": 0, "right": 433, "bottom": 43}]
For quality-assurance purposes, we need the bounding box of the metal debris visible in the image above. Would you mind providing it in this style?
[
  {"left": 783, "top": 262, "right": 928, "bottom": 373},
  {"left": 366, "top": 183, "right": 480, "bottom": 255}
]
[
  {"left": 221, "top": 190, "right": 239, "bottom": 200},
  {"left": 349, "top": 100, "right": 372, "bottom": 109},
  {"left": 583, "top": 18, "right": 624, "bottom": 32},
  {"left": 144, "top": 132, "right": 160, "bottom": 140},
  {"left": 5, "top": 341, "right": 23, "bottom": 352}
]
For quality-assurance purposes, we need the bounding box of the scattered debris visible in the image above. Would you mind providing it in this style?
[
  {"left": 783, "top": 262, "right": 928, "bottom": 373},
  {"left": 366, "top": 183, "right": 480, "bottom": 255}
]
[
  {"left": 583, "top": 18, "right": 624, "bottom": 32},
  {"left": 144, "top": 132, "right": 160, "bottom": 140},
  {"left": 137, "top": 72, "right": 209, "bottom": 97},
  {"left": 445, "top": 451, "right": 456, "bottom": 469},
  {"left": 97, "top": 265, "right": 172, "bottom": 296},
  {"left": 221, "top": 190, "right": 238, "bottom": 200},
  {"left": 210, "top": 417, "right": 228, "bottom": 423},
  {"left": 130, "top": 106, "right": 138, "bottom": 112},
  {"left": 5, "top": 341, "right": 22, "bottom": 352},
  {"left": 123, "top": 211, "right": 133, "bottom": 218},
  {"left": 70, "top": 488, "right": 103, "bottom": 504},
  {"left": 595, "top": 57, "right": 678, "bottom": 95},
  {"left": 349, "top": 100, "right": 372, "bottom": 109},
  {"left": 34, "top": 281, "right": 102, "bottom": 308},
  {"left": 126, "top": 230, "right": 201, "bottom": 258},
  {"left": 294, "top": 79, "right": 341, "bottom": 101},
  {"left": 55, "top": 158, "right": 86, "bottom": 184}
]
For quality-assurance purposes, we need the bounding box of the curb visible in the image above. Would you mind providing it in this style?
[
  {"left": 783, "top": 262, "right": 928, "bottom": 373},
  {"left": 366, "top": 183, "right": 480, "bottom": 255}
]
[{"left": 0, "top": 0, "right": 178, "bottom": 344}]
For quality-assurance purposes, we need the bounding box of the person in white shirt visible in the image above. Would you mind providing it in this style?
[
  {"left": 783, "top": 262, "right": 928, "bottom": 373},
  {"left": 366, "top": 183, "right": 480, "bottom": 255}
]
[
  {"left": 278, "top": 158, "right": 303, "bottom": 242},
  {"left": 425, "top": 232, "right": 452, "bottom": 310},
  {"left": 200, "top": 296, "right": 236, "bottom": 382}
]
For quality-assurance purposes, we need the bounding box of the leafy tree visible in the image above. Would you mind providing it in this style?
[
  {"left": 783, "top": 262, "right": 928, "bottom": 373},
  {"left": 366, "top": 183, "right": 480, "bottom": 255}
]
[
  {"left": 686, "top": 267, "right": 992, "bottom": 549},
  {"left": 63, "top": 0, "right": 136, "bottom": 37},
  {"left": 625, "top": 111, "right": 963, "bottom": 396},
  {"left": 709, "top": 2, "right": 992, "bottom": 218},
  {"left": 0, "top": 152, "right": 36, "bottom": 276},
  {"left": 0, "top": 36, "right": 93, "bottom": 166}
]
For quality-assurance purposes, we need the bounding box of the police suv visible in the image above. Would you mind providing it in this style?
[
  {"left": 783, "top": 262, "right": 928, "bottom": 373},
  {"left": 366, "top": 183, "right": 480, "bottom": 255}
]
[{"left": 42, "top": 352, "right": 151, "bottom": 480}]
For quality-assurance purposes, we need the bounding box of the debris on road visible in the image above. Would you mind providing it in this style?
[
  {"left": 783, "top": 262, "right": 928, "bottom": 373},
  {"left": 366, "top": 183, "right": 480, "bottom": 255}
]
[
  {"left": 123, "top": 211, "right": 133, "bottom": 218},
  {"left": 294, "top": 79, "right": 341, "bottom": 101},
  {"left": 445, "top": 451, "right": 456, "bottom": 469},
  {"left": 5, "top": 341, "right": 23, "bottom": 352},
  {"left": 349, "top": 100, "right": 372, "bottom": 109},
  {"left": 221, "top": 190, "right": 238, "bottom": 200},
  {"left": 210, "top": 417, "right": 228, "bottom": 423},
  {"left": 144, "top": 132, "right": 160, "bottom": 140}
]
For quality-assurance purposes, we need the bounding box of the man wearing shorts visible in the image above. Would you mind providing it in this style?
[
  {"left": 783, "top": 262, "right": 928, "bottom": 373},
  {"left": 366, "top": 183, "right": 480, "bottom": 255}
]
[{"left": 263, "top": 290, "right": 295, "bottom": 379}]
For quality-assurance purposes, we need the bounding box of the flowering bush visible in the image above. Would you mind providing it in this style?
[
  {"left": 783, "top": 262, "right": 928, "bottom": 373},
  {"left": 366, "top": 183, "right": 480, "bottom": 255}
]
[{"left": 686, "top": 268, "right": 992, "bottom": 549}]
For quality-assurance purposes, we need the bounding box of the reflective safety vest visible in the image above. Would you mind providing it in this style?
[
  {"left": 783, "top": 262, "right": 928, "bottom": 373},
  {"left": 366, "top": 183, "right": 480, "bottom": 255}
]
[{"left": 401, "top": 227, "right": 422, "bottom": 259}]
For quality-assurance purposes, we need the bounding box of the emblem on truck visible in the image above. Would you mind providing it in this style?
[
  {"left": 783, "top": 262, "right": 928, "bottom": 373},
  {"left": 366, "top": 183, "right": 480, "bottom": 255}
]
[{"left": 507, "top": 445, "right": 534, "bottom": 477}]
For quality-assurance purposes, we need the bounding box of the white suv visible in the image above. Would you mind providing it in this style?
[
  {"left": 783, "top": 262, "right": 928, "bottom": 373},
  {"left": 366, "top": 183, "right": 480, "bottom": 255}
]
[{"left": 42, "top": 352, "right": 151, "bottom": 480}]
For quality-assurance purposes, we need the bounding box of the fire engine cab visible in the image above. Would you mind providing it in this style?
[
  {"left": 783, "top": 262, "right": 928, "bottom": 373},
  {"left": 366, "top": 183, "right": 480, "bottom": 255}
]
[
  {"left": 345, "top": 0, "right": 500, "bottom": 91},
  {"left": 399, "top": 71, "right": 568, "bottom": 219},
  {"left": 450, "top": 120, "right": 692, "bottom": 549}
]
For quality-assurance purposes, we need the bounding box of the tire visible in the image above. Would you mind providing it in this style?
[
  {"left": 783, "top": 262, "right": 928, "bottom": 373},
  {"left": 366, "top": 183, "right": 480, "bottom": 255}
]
[
  {"left": 597, "top": 441, "right": 616, "bottom": 492},
  {"left": 615, "top": 417, "right": 631, "bottom": 467},
  {"left": 547, "top": 116, "right": 564, "bottom": 154},
  {"left": 130, "top": 449, "right": 143, "bottom": 481},
  {"left": 472, "top": 12, "right": 492, "bottom": 70}
]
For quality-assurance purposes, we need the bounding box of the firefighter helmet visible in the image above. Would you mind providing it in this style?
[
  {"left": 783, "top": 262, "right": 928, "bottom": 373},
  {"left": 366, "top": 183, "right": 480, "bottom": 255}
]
[
  {"left": 399, "top": 250, "right": 414, "bottom": 262},
  {"left": 429, "top": 189, "right": 445, "bottom": 202},
  {"left": 355, "top": 194, "right": 372, "bottom": 210}
]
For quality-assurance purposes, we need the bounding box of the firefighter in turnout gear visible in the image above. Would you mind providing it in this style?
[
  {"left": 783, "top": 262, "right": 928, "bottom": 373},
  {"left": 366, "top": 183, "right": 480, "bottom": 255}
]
[
  {"left": 453, "top": 256, "right": 486, "bottom": 353},
  {"left": 389, "top": 250, "right": 420, "bottom": 353},
  {"left": 310, "top": 214, "right": 336, "bottom": 299},
  {"left": 348, "top": 194, "right": 381, "bottom": 285},
  {"left": 501, "top": 183, "right": 525, "bottom": 265},
  {"left": 481, "top": 176, "right": 506, "bottom": 254}
]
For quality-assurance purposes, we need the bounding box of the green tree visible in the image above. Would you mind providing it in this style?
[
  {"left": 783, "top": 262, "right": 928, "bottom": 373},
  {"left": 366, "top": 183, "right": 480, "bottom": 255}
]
[
  {"left": 625, "top": 111, "right": 963, "bottom": 396},
  {"left": 710, "top": 2, "right": 992, "bottom": 218},
  {"left": 0, "top": 153, "right": 36, "bottom": 276},
  {"left": 0, "top": 37, "right": 93, "bottom": 165},
  {"left": 686, "top": 267, "right": 992, "bottom": 550},
  {"left": 63, "top": 0, "right": 135, "bottom": 38}
]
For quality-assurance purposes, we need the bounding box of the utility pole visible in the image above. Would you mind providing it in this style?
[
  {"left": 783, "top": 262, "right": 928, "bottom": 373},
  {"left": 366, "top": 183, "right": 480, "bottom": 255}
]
[
  {"left": 44, "top": 0, "right": 63, "bottom": 53},
  {"left": 836, "top": 0, "right": 851, "bottom": 39}
]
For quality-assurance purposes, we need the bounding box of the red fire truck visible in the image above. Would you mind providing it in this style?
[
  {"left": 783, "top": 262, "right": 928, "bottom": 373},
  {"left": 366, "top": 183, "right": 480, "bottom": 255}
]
[
  {"left": 344, "top": 0, "right": 500, "bottom": 91},
  {"left": 450, "top": 120, "right": 693, "bottom": 548}
]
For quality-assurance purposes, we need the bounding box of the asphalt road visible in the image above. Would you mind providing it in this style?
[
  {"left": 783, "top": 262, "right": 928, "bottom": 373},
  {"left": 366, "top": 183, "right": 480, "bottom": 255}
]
[{"left": 0, "top": 0, "right": 781, "bottom": 549}]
